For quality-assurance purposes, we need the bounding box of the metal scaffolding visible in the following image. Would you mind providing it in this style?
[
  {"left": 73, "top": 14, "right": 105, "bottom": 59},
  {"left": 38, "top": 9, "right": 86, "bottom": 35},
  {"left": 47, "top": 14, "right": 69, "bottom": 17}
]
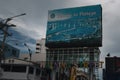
[{"left": 46, "top": 47, "right": 101, "bottom": 80}]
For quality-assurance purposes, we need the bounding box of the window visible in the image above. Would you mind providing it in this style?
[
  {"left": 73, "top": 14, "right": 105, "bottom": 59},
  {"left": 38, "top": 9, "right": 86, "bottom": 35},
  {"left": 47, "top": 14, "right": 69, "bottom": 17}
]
[
  {"left": 1, "top": 64, "right": 26, "bottom": 72},
  {"left": 36, "top": 69, "right": 41, "bottom": 75},
  {"left": 29, "top": 66, "right": 34, "bottom": 74},
  {"left": 1, "top": 64, "right": 11, "bottom": 71},
  {"left": 12, "top": 65, "right": 26, "bottom": 72},
  {"left": 36, "top": 43, "right": 41, "bottom": 46},
  {"left": 36, "top": 48, "right": 40, "bottom": 50},
  {"left": 36, "top": 52, "right": 40, "bottom": 54}
]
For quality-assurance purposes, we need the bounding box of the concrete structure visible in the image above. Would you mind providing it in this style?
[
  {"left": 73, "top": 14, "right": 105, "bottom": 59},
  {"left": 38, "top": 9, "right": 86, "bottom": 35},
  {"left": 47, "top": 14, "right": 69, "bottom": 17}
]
[
  {"left": 0, "top": 38, "right": 48, "bottom": 80},
  {"left": 3, "top": 38, "right": 46, "bottom": 66},
  {"left": 103, "top": 56, "right": 120, "bottom": 80},
  {"left": 0, "top": 60, "right": 41, "bottom": 80},
  {"left": 46, "top": 47, "right": 101, "bottom": 80},
  {"left": 33, "top": 38, "right": 46, "bottom": 62}
]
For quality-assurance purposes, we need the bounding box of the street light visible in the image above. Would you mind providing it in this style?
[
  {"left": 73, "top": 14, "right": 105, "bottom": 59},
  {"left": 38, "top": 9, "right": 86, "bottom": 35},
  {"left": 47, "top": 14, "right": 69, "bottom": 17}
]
[
  {"left": 24, "top": 43, "right": 32, "bottom": 61},
  {"left": 1, "top": 13, "right": 26, "bottom": 22},
  {"left": 24, "top": 43, "right": 32, "bottom": 80},
  {"left": 4, "top": 39, "right": 32, "bottom": 61},
  {"left": 4, "top": 39, "right": 32, "bottom": 60}
]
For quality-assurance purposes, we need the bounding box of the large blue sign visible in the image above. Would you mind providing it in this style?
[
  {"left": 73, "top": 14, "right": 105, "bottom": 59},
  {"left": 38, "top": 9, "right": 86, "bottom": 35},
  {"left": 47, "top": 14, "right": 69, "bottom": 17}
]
[{"left": 46, "top": 5, "right": 102, "bottom": 48}]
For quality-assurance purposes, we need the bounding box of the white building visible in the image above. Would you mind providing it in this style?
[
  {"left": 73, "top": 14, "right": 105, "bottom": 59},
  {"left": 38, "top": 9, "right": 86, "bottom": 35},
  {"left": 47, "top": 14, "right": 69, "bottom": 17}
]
[
  {"left": 0, "top": 38, "right": 47, "bottom": 80},
  {"left": 33, "top": 38, "right": 46, "bottom": 62},
  {"left": 0, "top": 58, "right": 41, "bottom": 80},
  {"left": 5, "top": 38, "right": 46, "bottom": 63}
]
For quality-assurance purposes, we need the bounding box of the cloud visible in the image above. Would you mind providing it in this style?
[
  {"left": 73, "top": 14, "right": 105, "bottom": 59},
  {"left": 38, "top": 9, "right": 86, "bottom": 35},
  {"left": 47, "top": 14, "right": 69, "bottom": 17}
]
[
  {"left": 1, "top": 1, "right": 120, "bottom": 79},
  {"left": 101, "top": 0, "right": 120, "bottom": 55}
]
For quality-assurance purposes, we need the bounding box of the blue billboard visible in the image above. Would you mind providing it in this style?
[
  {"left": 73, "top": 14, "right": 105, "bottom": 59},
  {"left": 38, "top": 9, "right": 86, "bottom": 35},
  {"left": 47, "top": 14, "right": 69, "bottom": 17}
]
[{"left": 46, "top": 5, "right": 102, "bottom": 48}]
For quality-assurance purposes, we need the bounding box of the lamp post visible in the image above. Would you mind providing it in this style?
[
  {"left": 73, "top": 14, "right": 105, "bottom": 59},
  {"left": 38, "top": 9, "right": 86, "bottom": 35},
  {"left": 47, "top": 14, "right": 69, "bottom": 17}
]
[
  {"left": 24, "top": 43, "right": 32, "bottom": 80},
  {"left": 5, "top": 39, "right": 32, "bottom": 61},
  {"left": 24, "top": 43, "right": 32, "bottom": 61}
]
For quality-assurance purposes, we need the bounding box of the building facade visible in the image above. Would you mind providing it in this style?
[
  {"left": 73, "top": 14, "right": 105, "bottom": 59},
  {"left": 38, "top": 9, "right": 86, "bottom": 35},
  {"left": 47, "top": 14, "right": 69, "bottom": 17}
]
[
  {"left": 103, "top": 57, "right": 120, "bottom": 80},
  {"left": 0, "top": 41, "right": 20, "bottom": 59},
  {"left": 10, "top": 38, "right": 47, "bottom": 66},
  {"left": 33, "top": 38, "right": 46, "bottom": 61},
  {"left": 2, "top": 38, "right": 46, "bottom": 65},
  {"left": 46, "top": 47, "right": 101, "bottom": 80},
  {"left": 0, "top": 59, "right": 41, "bottom": 80}
]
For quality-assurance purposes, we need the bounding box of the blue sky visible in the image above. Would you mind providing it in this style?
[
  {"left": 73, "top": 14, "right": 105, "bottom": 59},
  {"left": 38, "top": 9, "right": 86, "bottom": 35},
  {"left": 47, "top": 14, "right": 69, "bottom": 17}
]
[
  {"left": 0, "top": 0, "right": 120, "bottom": 67},
  {"left": 0, "top": 26, "right": 36, "bottom": 53}
]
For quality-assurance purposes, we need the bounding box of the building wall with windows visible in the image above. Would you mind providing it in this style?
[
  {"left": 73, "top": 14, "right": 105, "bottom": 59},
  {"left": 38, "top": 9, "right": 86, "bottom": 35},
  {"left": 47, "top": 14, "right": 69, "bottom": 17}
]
[
  {"left": 0, "top": 41, "right": 20, "bottom": 59},
  {"left": 46, "top": 47, "right": 100, "bottom": 69},
  {"left": 1, "top": 62, "right": 41, "bottom": 80},
  {"left": 4, "top": 38, "right": 47, "bottom": 65},
  {"left": 103, "top": 57, "right": 120, "bottom": 80},
  {"left": 46, "top": 47, "right": 101, "bottom": 80},
  {"left": 32, "top": 38, "right": 46, "bottom": 62},
  {"left": 35, "top": 38, "right": 46, "bottom": 54},
  {"left": 46, "top": 47, "right": 100, "bottom": 62}
]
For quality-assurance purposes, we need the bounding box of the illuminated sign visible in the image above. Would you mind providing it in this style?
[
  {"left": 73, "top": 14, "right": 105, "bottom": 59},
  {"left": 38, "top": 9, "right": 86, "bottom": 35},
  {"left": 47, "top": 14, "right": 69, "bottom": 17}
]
[{"left": 46, "top": 5, "right": 102, "bottom": 48}]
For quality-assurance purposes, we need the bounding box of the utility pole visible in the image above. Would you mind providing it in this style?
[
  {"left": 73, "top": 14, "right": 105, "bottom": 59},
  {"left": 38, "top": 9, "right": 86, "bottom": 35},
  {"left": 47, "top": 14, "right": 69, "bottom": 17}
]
[{"left": 0, "top": 13, "right": 26, "bottom": 63}]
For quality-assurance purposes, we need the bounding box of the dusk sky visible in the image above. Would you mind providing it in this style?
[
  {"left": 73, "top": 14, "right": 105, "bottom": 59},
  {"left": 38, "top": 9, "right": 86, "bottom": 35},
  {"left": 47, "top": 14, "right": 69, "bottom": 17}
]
[{"left": 0, "top": 0, "right": 120, "bottom": 67}]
